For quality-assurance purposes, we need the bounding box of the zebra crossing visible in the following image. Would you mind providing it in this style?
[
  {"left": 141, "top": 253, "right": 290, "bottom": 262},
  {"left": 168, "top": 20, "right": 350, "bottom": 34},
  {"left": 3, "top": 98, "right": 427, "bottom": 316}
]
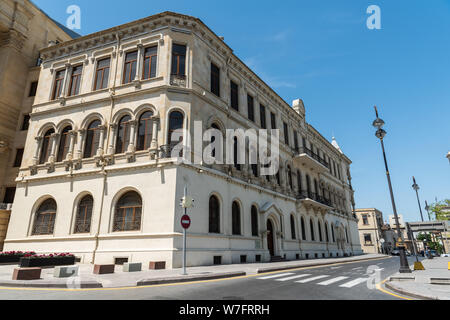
[{"left": 257, "top": 272, "right": 370, "bottom": 288}]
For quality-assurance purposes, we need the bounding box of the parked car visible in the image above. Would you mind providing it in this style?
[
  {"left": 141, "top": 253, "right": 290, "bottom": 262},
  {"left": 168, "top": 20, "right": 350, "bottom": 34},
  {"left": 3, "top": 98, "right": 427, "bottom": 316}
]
[
  {"left": 430, "top": 250, "right": 439, "bottom": 257},
  {"left": 391, "top": 249, "right": 400, "bottom": 256},
  {"left": 441, "top": 253, "right": 449, "bottom": 257}
]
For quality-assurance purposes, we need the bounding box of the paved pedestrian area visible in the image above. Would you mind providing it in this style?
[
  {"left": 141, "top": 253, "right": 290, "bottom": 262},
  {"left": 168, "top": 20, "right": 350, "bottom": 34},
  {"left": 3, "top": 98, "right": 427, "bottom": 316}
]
[
  {"left": 0, "top": 253, "right": 386, "bottom": 288},
  {"left": 387, "top": 257, "right": 450, "bottom": 300}
]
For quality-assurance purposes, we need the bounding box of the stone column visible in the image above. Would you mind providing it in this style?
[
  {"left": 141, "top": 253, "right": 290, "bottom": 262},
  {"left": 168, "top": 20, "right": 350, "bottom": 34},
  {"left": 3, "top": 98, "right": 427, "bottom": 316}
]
[
  {"left": 96, "top": 126, "right": 107, "bottom": 156},
  {"left": 134, "top": 44, "right": 144, "bottom": 81},
  {"left": 60, "top": 63, "right": 72, "bottom": 98},
  {"left": 107, "top": 124, "right": 118, "bottom": 155},
  {"left": 48, "top": 133, "right": 60, "bottom": 163},
  {"left": 75, "top": 129, "right": 86, "bottom": 160},
  {"left": 32, "top": 137, "right": 43, "bottom": 166},
  {"left": 127, "top": 120, "right": 137, "bottom": 153},
  {"left": 150, "top": 116, "right": 160, "bottom": 151},
  {"left": 66, "top": 130, "right": 77, "bottom": 161}
]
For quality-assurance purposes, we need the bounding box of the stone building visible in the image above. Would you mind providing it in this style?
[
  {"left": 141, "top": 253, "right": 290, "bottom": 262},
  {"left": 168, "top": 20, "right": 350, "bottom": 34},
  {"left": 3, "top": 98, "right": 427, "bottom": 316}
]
[
  {"left": 4, "top": 11, "right": 362, "bottom": 267},
  {"left": 0, "top": 0, "right": 77, "bottom": 249},
  {"left": 355, "top": 208, "right": 384, "bottom": 254}
]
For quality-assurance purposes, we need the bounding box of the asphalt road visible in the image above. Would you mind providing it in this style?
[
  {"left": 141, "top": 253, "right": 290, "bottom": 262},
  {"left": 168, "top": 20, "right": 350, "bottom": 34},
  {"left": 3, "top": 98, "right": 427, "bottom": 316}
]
[{"left": 0, "top": 256, "right": 422, "bottom": 300}]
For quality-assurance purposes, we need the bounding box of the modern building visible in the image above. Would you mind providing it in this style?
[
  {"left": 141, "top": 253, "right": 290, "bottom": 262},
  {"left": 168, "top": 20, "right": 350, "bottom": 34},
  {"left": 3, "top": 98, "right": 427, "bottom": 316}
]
[
  {"left": 0, "top": 0, "right": 78, "bottom": 249},
  {"left": 4, "top": 11, "right": 362, "bottom": 267}
]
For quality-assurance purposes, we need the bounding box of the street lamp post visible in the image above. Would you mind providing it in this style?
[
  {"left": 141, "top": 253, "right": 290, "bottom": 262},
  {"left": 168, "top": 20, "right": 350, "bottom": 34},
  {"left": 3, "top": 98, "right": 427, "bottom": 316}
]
[
  {"left": 372, "top": 106, "right": 411, "bottom": 273},
  {"left": 446, "top": 151, "right": 450, "bottom": 164},
  {"left": 412, "top": 177, "right": 424, "bottom": 222}
]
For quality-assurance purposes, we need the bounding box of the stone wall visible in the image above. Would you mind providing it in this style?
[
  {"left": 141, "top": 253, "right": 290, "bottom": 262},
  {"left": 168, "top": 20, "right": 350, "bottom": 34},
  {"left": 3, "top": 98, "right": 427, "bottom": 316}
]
[{"left": 0, "top": 210, "right": 11, "bottom": 251}]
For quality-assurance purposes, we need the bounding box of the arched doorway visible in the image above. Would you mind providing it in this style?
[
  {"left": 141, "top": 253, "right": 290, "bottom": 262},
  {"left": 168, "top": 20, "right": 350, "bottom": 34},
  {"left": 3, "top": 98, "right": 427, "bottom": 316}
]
[{"left": 267, "top": 220, "right": 275, "bottom": 257}]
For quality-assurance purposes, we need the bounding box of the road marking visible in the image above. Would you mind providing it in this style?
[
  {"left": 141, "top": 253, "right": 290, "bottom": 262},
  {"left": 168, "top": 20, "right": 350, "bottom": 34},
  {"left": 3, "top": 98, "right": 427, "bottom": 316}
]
[
  {"left": 0, "top": 256, "right": 392, "bottom": 292},
  {"left": 330, "top": 266, "right": 342, "bottom": 269},
  {"left": 317, "top": 276, "right": 349, "bottom": 286},
  {"left": 296, "top": 275, "right": 329, "bottom": 283},
  {"left": 275, "top": 274, "right": 312, "bottom": 282},
  {"left": 339, "top": 278, "right": 368, "bottom": 288},
  {"left": 257, "top": 273, "right": 295, "bottom": 280},
  {"left": 352, "top": 267, "right": 363, "bottom": 270}
]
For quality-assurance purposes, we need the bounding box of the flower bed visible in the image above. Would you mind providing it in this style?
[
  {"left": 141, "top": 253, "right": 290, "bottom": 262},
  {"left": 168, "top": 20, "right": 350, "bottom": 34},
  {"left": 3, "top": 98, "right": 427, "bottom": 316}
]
[
  {"left": 0, "top": 251, "right": 36, "bottom": 264},
  {"left": 19, "top": 253, "right": 75, "bottom": 268}
]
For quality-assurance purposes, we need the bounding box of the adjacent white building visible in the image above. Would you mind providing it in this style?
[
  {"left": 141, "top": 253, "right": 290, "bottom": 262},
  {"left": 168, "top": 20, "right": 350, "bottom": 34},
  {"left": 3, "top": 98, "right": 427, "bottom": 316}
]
[{"left": 4, "top": 11, "right": 362, "bottom": 268}]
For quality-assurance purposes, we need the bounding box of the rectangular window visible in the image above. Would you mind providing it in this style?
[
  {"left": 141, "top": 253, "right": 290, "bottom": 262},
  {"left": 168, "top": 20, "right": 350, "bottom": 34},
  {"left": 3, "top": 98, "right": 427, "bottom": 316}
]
[
  {"left": 271, "top": 112, "right": 276, "bottom": 129},
  {"left": 68, "top": 65, "right": 83, "bottom": 96},
  {"left": 362, "top": 215, "right": 369, "bottom": 225},
  {"left": 123, "top": 51, "right": 138, "bottom": 84},
  {"left": 294, "top": 130, "right": 299, "bottom": 152},
  {"left": 29, "top": 81, "right": 38, "bottom": 97},
  {"left": 260, "top": 104, "right": 267, "bottom": 129},
  {"left": 51, "top": 70, "right": 65, "bottom": 100},
  {"left": 211, "top": 63, "right": 220, "bottom": 97},
  {"left": 247, "top": 95, "right": 254, "bottom": 122},
  {"left": 364, "top": 234, "right": 372, "bottom": 244},
  {"left": 3, "top": 187, "right": 16, "bottom": 204},
  {"left": 13, "top": 149, "right": 24, "bottom": 167},
  {"left": 94, "top": 57, "right": 110, "bottom": 90},
  {"left": 230, "top": 80, "right": 239, "bottom": 111},
  {"left": 143, "top": 46, "right": 158, "bottom": 79},
  {"left": 284, "top": 122, "right": 289, "bottom": 146},
  {"left": 171, "top": 44, "right": 186, "bottom": 76},
  {"left": 21, "top": 114, "right": 30, "bottom": 131}
]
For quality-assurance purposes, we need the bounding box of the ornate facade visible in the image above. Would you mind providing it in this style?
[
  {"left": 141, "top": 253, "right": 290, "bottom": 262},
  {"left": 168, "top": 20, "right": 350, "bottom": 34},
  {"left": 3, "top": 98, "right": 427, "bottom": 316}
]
[{"left": 4, "top": 11, "right": 362, "bottom": 267}]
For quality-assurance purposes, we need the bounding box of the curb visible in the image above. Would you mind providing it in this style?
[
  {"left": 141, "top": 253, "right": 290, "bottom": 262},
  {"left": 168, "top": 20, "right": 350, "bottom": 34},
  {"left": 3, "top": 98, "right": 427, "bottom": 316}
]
[
  {"left": 256, "top": 255, "right": 389, "bottom": 274},
  {"left": 385, "top": 282, "right": 436, "bottom": 300},
  {"left": 0, "top": 280, "right": 102, "bottom": 289},
  {"left": 136, "top": 271, "right": 246, "bottom": 286}
]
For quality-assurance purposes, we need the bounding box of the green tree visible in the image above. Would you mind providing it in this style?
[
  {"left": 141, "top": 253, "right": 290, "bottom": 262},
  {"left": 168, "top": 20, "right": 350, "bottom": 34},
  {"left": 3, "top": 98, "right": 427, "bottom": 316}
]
[{"left": 427, "top": 199, "right": 450, "bottom": 221}]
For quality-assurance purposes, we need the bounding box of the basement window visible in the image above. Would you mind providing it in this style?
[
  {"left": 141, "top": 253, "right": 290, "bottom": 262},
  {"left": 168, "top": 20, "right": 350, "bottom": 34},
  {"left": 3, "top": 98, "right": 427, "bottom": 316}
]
[{"left": 114, "top": 258, "right": 128, "bottom": 265}]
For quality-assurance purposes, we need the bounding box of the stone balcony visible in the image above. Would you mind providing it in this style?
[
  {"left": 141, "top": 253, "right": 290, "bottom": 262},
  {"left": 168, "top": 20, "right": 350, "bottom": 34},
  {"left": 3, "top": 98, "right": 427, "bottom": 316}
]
[
  {"left": 296, "top": 190, "right": 333, "bottom": 211},
  {"left": 293, "top": 147, "right": 329, "bottom": 174}
]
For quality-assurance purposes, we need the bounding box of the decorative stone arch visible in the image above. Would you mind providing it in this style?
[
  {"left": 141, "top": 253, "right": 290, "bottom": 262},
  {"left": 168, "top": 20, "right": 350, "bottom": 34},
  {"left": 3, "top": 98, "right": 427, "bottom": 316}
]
[
  {"left": 55, "top": 119, "right": 76, "bottom": 133},
  {"left": 206, "top": 116, "right": 226, "bottom": 133},
  {"left": 81, "top": 112, "right": 106, "bottom": 129},
  {"left": 37, "top": 122, "right": 57, "bottom": 137},
  {"left": 134, "top": 104, "right": 158, "bottom": 120},
  {"left": 112, "top": 108, "right": 135, "bottom": 124},
  {"left": 260, "top": 201, "right": 285, "bottom": 257},
  {"left": 28, "top": 195, "right": 58, "bottom": 236},
  {"left": 108, "top": 187, "right": 144, "bottom": 233}
]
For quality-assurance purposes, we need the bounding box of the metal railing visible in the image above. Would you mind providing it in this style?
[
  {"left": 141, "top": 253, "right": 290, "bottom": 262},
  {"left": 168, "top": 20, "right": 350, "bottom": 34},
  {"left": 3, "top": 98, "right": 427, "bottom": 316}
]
[{"left": 298, "top": 147, "right": 329, "bottom": 168}]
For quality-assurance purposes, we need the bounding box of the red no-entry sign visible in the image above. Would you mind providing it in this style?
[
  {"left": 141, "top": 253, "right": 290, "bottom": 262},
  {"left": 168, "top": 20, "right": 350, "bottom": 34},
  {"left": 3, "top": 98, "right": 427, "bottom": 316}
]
[{"left": 181, "top": 215, "right": 191, "bottom": 229}]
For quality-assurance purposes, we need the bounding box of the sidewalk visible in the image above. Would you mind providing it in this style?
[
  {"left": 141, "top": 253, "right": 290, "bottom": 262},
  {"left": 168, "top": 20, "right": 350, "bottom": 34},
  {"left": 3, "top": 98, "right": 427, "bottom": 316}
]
[
  {"left": 386, "top": 257, "right": 450, "bottom": 300},
  {"left": 0, "top": 253, "right": 387, "bottom": 289}
]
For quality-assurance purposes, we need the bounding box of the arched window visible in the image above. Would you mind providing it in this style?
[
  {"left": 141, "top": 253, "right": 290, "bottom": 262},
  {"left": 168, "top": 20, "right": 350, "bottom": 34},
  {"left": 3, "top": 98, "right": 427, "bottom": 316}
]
[
  {"left": 232, "top": 201, "right": 241, "bottom": 235},
  {"left": 290, "top": 215, "right": 296, "bottom": 240},
  {"left": 115, "top": 115, "right": 132, "bottom": 154},
  {"left": 39, "top": 129, "right": 55, "bottom": 164},
  {"left": 209, "top": 195, "right": 220, "bottom": 234},
  {"left": 331, "top": 223, "right": 336, "bottom": 242},
  {"left": 345, "top": 227, "right": 349, "bottom": 243},
  {"left": 301, "top": 217, "right": 306, "bottom": 241},
  {"left": 74, "top": 195, "right": 93, "bottom": 233},
  {"left": 57, "top": 126, "right": 72, "bottom": 162},
  {"left": 314, "top": 179, "right": 319, "bottom": 196},
  {"left": 113, "top": 191, "right": 142, "bottom": 232},
  {"left": 209, "top": 123, "right": 221, "bottom": 159},
  {"left": 310, "top": 219, "right": 315, "bottom": 241},
  {"left": 325, "top": 222, "right": 330, "bottom": 242},
  {"left": 32, "top": 198, "right": 57, "bottom": 235},
  {"left": 287, "top": 166, "right": 293, "bottom": 190},
  {"left": 84, "top": 120, "right": 101, "bottom": 158},
  {"left": 251, "top": 206, "right": 258, "bottom": 236},
  {"left": 318, "top": 221, "right": 323, "bottom": 242},
  {"left": 137, "top": 111, "right": 154, "bottom": 151},
  {"left": 168, "top": 111, "right": 184, "bottom": 146}
]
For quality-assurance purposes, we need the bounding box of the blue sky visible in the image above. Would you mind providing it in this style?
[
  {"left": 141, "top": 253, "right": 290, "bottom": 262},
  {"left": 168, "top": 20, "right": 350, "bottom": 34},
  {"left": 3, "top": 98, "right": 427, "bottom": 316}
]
[{"left": 33, "top": 0, "right": 450, "bottom": 223}]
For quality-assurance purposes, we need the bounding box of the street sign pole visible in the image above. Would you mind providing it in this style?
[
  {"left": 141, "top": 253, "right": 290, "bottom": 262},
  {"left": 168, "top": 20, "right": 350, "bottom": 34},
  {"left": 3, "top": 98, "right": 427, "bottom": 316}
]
[{"left": 182, "top": 185, "right": 187, "bottom": 276}]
